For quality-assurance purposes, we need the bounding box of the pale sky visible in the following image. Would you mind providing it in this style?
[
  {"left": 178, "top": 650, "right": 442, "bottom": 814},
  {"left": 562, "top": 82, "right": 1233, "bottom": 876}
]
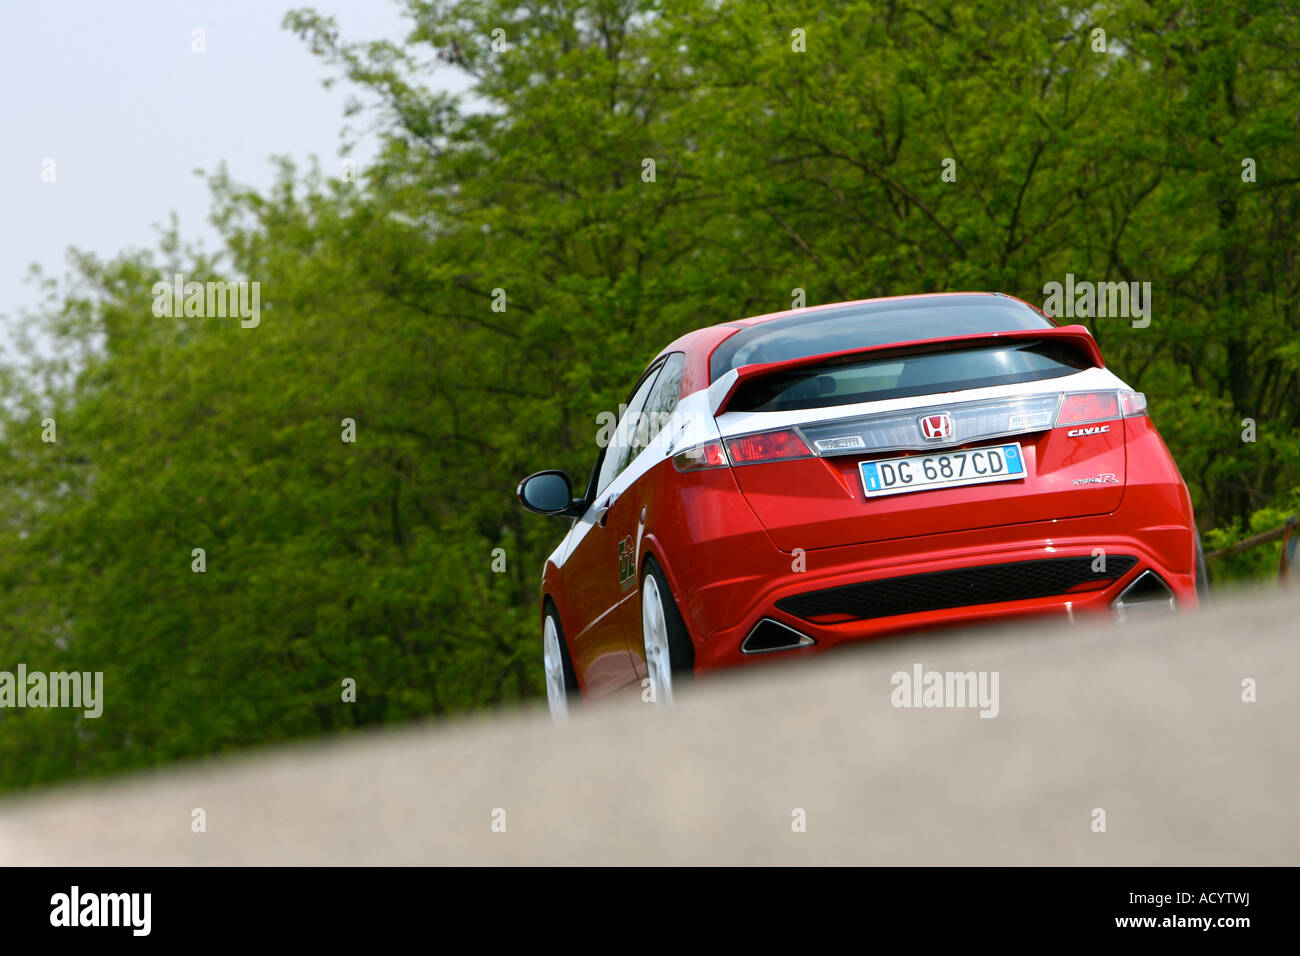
[{"left": 0, "top": 0, "right": 468, "bottom": 354}]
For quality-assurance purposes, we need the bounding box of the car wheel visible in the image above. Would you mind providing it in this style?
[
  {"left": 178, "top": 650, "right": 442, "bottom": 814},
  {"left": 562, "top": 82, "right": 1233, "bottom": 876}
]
[
  {"left": 1194, "top": 532, "right": 1210, "bottom": 602},
  {"left": 641, "top": 558, "right": 694, "bottom": 704},
  {"left": 543, "top": 605, "right": 579, "bottom": 721}
]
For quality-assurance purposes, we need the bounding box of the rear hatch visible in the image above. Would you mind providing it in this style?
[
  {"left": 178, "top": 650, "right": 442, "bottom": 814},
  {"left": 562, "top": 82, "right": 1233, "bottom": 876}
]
[{"left": 712, "top": 329, "right": 1134, "bottom": 551}]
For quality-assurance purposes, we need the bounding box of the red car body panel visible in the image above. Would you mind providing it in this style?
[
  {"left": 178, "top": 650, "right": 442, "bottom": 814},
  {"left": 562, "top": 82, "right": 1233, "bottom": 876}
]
[
  {"left": 531, "top": 293, "right": 1201, "bottom": 698},
  {"left": 726, "top": 422, "right": 1127, "bottom": 551}
]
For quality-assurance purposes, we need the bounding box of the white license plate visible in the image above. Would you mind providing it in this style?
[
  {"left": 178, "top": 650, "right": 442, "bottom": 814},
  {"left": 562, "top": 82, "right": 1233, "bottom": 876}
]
[{"left": 859, "top": 443, "right": 1027, "bottom": 498}]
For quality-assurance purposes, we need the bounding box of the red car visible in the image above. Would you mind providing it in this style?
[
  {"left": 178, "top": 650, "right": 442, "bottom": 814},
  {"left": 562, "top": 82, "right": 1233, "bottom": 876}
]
[{"left": 518, "top": 293, "right": 1207, "bottom": 718}]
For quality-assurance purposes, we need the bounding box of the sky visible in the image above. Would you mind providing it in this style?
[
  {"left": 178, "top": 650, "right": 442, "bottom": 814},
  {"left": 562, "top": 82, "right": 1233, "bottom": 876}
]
[{"left": 0, "top": 0, "right": 469, "bottom": 354}]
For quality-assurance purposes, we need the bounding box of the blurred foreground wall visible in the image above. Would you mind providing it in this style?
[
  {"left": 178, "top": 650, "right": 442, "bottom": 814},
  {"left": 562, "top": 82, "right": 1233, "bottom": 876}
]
[{"left": 1, "top": 590, "right": 1296, "bottom": 865}]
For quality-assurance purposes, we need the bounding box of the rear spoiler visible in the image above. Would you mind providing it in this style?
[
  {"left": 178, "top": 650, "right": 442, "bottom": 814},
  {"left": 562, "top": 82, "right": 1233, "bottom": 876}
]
[{"left": 707, "top": 324, "right": 1102, "bottom": 416}]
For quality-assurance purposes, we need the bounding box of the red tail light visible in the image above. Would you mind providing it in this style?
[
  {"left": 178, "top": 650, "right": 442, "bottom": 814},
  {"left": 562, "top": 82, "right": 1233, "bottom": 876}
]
[
  {"left": 1056, "top": 391, "right": 1120, "bottom": 426},
  {"left": 725, "top": 429, "right": 813, "bottom": 465},
  {"left": 672, "top": 440, "right": 728, "bottom": 472}
]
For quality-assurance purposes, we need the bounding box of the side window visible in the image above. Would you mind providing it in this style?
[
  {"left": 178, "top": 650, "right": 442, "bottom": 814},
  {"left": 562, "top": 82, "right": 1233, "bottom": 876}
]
[
  {"left": 595, "top": 363, "right": 662, "bottom": 497},
  {"left": 632, "top": 352, "right": 685, "bottom": 458}
]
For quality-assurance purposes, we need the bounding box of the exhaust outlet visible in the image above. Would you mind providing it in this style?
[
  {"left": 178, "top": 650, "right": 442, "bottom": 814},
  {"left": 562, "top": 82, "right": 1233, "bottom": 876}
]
[
  {"left": 1111, "top": 570, "right": 1176, "bottom": 621},
  {"left": 741, "top": 619, "right": 816, "bottom": 655}
]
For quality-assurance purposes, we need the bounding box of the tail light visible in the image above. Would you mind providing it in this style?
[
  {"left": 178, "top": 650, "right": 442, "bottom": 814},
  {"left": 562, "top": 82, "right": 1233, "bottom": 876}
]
[
  {"left": 1054, "top": 390, "right": 1147, "bottom": 427},
  {"left": 672, "top": 440, "right": 728, "bottom": 472},
  {"left": 725, "top": 429, "right": 813, "bottom": 465},
  {"left": 1056, "top": 391, "right": 1120, "bottom": 425}
]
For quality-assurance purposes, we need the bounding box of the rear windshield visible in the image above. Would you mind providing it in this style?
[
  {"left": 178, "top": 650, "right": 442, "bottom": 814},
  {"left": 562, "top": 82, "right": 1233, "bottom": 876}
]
[
  {"left": 727, "top": 341, "right": 1092, "bottom": 413},
  {"left": 710, "top": 296, "right": 1054, "bottom": 381}
]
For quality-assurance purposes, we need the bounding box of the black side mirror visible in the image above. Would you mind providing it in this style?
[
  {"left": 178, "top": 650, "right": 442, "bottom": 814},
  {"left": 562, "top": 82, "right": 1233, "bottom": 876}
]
[{"left": 517, "top": 470, "right": 578, "bottom": 516}]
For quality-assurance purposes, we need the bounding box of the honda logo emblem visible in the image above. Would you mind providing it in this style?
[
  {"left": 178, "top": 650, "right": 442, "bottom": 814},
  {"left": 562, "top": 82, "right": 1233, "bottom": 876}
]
[{"left": 918, "top": 412, "right": 954, "bottom": 441}]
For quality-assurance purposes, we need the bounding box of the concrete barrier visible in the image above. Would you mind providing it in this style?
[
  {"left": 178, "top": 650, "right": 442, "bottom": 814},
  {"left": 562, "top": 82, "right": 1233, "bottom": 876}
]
[{"left": 2, "top": 589, "right": 1296, "bottom": 865}]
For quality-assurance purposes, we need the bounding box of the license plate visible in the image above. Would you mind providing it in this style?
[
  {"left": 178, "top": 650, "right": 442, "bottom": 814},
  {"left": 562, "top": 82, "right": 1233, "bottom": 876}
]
[{"left": 859, "top": 443, "right": 1027, "bottom": 498}]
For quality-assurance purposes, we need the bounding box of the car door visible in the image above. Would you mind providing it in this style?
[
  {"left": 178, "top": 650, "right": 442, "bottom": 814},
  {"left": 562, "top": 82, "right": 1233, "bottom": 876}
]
[
  {"left": 604, "top": 353, "right": 686, "bottom": 679},
  {"left": 560, "top": 362, "right": 664, "bottom": 698}
]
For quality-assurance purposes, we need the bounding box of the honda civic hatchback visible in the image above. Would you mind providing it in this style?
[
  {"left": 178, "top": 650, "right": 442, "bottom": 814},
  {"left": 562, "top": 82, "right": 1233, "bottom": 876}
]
[{"left": 517, "top": 293, "right": 1207, "bottom": 718}]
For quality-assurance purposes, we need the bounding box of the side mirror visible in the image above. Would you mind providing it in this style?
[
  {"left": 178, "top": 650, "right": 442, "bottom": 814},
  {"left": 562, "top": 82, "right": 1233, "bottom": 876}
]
[{"left": 517, "top": 470, "right": 577, "bottom": 516}]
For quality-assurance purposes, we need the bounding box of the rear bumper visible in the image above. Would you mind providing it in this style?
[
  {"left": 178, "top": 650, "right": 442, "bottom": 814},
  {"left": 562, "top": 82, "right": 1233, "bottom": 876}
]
[{"left": 686, "top": 481, "right": 1198, "bottom": 672}]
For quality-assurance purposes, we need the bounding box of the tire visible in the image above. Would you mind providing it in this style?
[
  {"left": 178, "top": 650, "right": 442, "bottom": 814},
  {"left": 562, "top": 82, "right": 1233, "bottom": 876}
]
[
  {"left": 640, "top": 557, "right": 694, "bottom": 704},
  {"left": 542, "top": 603, "right": 580, "bottom": 721},
  {"left": 1194, "top": 532, "right": 1211, "bottom": 603}
]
